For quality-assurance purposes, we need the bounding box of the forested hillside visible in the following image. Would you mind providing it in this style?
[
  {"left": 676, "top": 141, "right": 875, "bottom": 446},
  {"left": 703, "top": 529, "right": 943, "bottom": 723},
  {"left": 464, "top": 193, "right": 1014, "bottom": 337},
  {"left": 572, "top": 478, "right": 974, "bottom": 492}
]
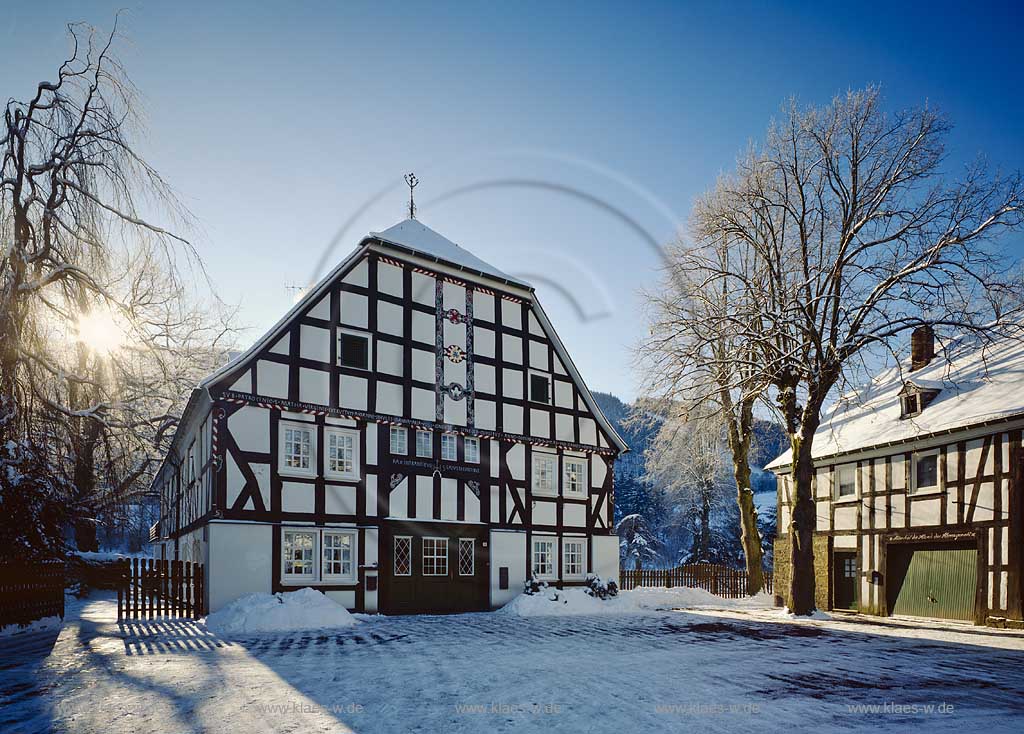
[{"left": 593, "top": 391, "right": 783, "bottom": 569}]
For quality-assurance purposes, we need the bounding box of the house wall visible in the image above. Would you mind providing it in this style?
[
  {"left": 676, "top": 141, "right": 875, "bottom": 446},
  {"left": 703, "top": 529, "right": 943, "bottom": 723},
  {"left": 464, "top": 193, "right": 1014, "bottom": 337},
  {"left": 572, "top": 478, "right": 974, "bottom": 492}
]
[
  {"left": 207, "top": 521, "right": 273, "bottom": 613},
  {"left": 155, "top": 247, "right": 621, "bottom": 613},
  {"left": 775, "top": 427, "right": 1022, "bottom": 623}
]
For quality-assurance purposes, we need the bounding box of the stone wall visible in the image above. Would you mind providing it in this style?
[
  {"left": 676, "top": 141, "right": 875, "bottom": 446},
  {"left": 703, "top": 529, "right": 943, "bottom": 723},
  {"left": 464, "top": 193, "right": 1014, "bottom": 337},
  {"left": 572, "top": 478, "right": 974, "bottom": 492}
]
[{"left": 772, "top": 534, "right": 831, "bottom": 612}]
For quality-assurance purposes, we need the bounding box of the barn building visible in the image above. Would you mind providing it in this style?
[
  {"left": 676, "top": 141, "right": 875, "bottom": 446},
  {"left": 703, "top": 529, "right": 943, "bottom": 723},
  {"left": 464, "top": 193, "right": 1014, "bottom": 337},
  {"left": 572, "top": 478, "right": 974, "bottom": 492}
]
[
  {"left": 769, "top": 326, "right": 1024, "bottom": 626},
  {"left": 149, "top": 218, "right": 627, "bottom": 614}
]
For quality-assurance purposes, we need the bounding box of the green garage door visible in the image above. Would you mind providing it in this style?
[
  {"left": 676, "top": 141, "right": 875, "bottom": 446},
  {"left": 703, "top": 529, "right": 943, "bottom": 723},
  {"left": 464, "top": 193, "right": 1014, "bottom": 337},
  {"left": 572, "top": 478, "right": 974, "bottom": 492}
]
[{"left": 892, "top": 547, "right": 977, "bottom": 621}]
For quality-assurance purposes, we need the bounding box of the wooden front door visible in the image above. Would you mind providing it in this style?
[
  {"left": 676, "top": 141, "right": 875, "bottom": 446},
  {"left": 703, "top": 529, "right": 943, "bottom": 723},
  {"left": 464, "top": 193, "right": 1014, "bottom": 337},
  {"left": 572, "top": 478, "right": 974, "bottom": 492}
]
[
  {"left": 833, "top": 552, "right": 858, "bottom": 610},
  {"left": 382, "top": 521, "right": 488, "bottom": 614}
]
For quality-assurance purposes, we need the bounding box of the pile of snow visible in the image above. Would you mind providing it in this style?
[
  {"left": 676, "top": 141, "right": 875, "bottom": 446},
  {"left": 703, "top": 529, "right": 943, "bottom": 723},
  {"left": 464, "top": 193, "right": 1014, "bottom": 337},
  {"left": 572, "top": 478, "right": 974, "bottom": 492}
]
[
  {"left": 204, "top": 588, "right": 360, "bottom": 636},
  {"left": 1, "top": 615, "right": 62, "bottom": 638},
  {"left": 499, "top": 586, "right": 774, "bottom": 617},
  {"left": 72, "top": 550, "right": 138, "bottom": 561}
]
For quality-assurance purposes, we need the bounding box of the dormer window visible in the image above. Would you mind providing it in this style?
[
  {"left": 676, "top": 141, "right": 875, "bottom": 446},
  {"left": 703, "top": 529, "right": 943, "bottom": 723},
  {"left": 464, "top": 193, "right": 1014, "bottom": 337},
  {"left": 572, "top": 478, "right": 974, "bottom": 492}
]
[
  {"left": 901, "top": 392, "right": 922, "bottom": 418},
  {"left": 898, "top": 382, "right": 940, "bottom": 419}
]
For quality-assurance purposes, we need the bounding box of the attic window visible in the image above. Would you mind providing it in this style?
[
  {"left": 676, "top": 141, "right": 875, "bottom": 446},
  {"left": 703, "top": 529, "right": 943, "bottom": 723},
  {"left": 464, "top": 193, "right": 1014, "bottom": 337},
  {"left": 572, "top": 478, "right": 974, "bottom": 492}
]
[
  {"left": 529, "top": 373, "right": 551, "bottom": 404},
  {"left": 899, "top": 384, "right": 939, "bottom": 419},
  {"left": 338, "top": 329, "right": 371, "bottom": 370},
  {"left": 901, "top": 393, "right": 921, "bottom": 418}
]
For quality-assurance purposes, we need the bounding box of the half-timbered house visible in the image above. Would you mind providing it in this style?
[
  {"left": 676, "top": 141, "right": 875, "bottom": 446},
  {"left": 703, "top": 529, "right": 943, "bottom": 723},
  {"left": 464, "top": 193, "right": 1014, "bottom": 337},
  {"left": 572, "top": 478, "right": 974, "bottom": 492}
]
[
  {"left": 768, "top": 326, "right": 1024, "bottom": 626},
  {"left": 150, "top": 218, "right": 627, "bottom": 614}
]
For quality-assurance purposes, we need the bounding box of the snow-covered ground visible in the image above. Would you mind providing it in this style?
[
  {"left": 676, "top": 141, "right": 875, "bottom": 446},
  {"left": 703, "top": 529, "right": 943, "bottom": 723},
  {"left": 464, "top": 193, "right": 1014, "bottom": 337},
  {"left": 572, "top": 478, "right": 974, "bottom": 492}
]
[{"left": 2, "top": 591, "right": 1023, "bottom": 733}]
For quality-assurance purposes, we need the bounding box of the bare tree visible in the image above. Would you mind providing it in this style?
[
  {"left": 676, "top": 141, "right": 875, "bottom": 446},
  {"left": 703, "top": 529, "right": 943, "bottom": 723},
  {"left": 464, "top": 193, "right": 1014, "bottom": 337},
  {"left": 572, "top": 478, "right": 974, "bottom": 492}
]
[
  {"left": 640, "top": 228, "right": 768, "bottom": 592},
  {"left": 686, "top": 87, "right": 1024, "bottom": 614},
  {"left": 1, "top": 22, "right": 235, "bottom": 552},
  {"left": 645, "top": 414, "right": 735, "bottom": 564}
]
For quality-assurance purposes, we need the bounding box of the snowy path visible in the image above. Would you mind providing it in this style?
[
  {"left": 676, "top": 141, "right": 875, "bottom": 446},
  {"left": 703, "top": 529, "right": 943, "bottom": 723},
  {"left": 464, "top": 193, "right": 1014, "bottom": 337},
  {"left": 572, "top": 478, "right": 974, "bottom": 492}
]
[{"left": 2, "top": 593, "right": 1024, "bottom": 733}]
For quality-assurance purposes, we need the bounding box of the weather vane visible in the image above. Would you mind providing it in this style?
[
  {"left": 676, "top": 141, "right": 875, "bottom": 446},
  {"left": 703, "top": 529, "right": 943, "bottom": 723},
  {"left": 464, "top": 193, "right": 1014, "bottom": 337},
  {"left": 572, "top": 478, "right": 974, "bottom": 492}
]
[{"left": 404, "top": 172, "right": 419, "bottom": 219}]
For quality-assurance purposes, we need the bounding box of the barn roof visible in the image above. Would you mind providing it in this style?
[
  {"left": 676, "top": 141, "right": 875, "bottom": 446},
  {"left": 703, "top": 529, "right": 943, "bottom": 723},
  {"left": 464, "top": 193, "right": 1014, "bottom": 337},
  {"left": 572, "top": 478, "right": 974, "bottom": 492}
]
[{"left": 766, "top": 332, "right": 1024, "bottom": 471}]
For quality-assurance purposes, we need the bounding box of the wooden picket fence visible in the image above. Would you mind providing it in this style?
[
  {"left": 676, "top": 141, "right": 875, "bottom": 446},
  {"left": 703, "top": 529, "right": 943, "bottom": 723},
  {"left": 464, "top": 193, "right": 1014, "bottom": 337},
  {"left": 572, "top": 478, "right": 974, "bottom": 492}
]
[
  {"left": 620, "top": 563, "right": 772, "bottom": 598},
  {"left": 116, "top": 558, "right": 205, "bottom": 621},
  {"left": 0, "top": 559, "right": 65, "bottom": 629}
]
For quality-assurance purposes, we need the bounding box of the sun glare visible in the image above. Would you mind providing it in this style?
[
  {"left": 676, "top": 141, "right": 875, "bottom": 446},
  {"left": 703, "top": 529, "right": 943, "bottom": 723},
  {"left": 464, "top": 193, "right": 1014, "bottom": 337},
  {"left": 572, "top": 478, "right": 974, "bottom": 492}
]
[{"left": 75, "top": 309, "right": 128, "bottom": 354}]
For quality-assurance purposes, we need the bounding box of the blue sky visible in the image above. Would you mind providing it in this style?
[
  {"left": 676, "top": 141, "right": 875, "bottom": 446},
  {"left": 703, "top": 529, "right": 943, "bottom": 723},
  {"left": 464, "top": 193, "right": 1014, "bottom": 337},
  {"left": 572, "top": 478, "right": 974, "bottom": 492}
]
[{"left": 4, "top": 1, "right": 1023, "bottom": 399}]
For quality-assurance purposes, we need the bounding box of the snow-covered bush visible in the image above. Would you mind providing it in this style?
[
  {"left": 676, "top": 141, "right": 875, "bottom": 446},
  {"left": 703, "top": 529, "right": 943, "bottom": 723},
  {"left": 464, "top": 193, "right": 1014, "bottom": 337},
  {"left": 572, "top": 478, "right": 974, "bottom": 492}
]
[
  {"left": 0, "top": 433, "right": 70, "bottom": 561},
  {"left": 583, "top": 574, "right": 619, "bottom": 600}
]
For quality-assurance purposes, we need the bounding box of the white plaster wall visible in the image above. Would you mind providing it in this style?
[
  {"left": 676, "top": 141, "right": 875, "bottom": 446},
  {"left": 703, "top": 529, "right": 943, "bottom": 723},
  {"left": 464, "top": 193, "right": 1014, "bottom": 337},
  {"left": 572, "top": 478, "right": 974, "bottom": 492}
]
[
  {"left": 415, "top": 475, "right": 433, "bottom": 520},
  {"left": 533, "top": 500, "right": 556, "bottom": 525},
  {"left": 910, "top": 496, "right": 941, "bottom": 526},
  {"left": 228, "top": 406, "right": 269, "bottom": 453},
  {"left": 208, "top": 522, "right": 273, "bottom": 612},
  {"left": 592, "top": 534, "right": 620, "bottom": 586},
  {"left": 476, "top": 399, "right": 496, "bottom": 430},
  {"left": 440, "top": 478, "right": 458, "bottom": 520},
  {"left": 257, "top": 360, "right": 288, "bottom": 399},
  {"left": 282, "top": 482, "right": 315, "bottom": 513},
  {"left": 325, "top": 484, "right": 357, "bottom": 515},
  {"left": 564, "top": 503, "right": 586, "bottom": 527},
  {"left": 473, "top": 291, "right": 494, "bottom": 321},
  {"left": 490, "top": 530, "right": 526, "bottom": 608},
  {"left": 378, "top": 261, "right": 403, "bottom": 296},
  {"left": 324, "top": 590, "right": 357, "bottom": 609},
  {"left": 299, "top": 368, "right": 330, "bottom": 404},
  {"left": 300, "top": 324, "right": 331, "bottom": 363}
]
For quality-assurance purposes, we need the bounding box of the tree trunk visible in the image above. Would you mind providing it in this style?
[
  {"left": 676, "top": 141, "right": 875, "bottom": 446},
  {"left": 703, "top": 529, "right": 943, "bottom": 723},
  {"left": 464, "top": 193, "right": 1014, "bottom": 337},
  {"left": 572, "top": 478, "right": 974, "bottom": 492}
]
[
  {"left": 722, "top": 396, "right": 764, "bottom": 595},
  {"left": 698, "top": 491, "right": 711, "bottom": 561},
  {"left": 733, "top": 454, "right": 765, "bottom": 595},
  {"left": 787, "top": 429, "right": 819, "bottom": 615}
]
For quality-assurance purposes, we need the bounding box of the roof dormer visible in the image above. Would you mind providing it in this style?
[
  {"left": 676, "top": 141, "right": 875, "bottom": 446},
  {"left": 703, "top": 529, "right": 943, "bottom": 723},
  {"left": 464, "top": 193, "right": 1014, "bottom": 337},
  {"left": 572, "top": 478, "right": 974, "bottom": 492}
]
[{"left": 898, "top": 381, "right": 940, "bottom": 419}]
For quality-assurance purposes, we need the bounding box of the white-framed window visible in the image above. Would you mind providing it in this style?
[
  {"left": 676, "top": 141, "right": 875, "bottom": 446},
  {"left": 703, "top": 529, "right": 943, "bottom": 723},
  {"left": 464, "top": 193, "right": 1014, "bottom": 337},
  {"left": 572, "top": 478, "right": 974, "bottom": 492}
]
[
  {"left": 529, "top": 371, "right": 551, "bottom": 404},
  {"left": 322, "top": 531, "right": 356, "bottom": 581},
  {"left": 441, "top": 433, "right": 458, "bottom": 461},
  {"left": 394, "top": 536, "right": 412, "bottom": 576},
  {"left": 563, "top": 457, "right": 587, "bottom": 496},
  {"left": 563, "top": 538, "right": 585, "bottom": 577},
  {"left": 282, "top": 530, "right": 316, "bottom": 581},
  {"left": 280, "top": 422, "right": 315, "bottom": 477},
  {"left": 464, "top": 437, "right": 480, "bottom": 464},
  {"left": 912, "top": 449, "right": 940, "bottom": 493},
  {"left": 422, "top": 537, "right": 448, "bottom": 576},
  {"left": 532, "top": 453, "right": 557, "bottom": 495},
  {"left": 338, "top": 327, "right": 372, "bottom": 370},
  {"left": 390, "top": 426, "right": 408, "bottom": 455},
  {"left": 835, "top": 463, "right": 857, "bottom": 500},
  {"left": 458, "top": 538, "right": 475, "bottom": 576},
  {"left": 532, "top": 537, "right": 556, "bottom": 579},
  {"left": 282, "top": 527, "right": 359, "bottom": 584},
  {"left": 325, "top": 428, "right": 359, "bottom": 480},
  {"left": 416, "top": 430, "right": 433, "bottom": 458}
]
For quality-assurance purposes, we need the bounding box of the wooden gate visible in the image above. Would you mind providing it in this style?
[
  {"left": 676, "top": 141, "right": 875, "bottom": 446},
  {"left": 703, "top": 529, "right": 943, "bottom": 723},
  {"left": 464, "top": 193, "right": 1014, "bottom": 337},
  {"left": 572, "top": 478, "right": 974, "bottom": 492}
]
[
  {"left": 620, "top": 563, "right": 772, "bottom": 598},
  {"left": 116, "top": 558, "right": 205, "bottom": 620}
]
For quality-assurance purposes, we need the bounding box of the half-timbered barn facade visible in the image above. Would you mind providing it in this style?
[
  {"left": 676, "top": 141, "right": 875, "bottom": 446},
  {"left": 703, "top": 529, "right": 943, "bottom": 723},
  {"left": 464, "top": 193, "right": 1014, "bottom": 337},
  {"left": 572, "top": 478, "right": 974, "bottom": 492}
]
[
  {"left": 769, "top": 327, "right": 1024, "bottom": 627},
  {"left": 150, "top": 218, "right": 627, "bottom": 614}
]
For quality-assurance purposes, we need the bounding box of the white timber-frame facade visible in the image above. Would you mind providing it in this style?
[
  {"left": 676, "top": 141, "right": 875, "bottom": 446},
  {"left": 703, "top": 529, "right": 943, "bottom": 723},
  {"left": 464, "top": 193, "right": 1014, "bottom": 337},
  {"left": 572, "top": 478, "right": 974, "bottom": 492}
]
[
  {"left": 150, "top": 219, "right": 627, "bottom": 614},
  {"left": 769, "top": 327, "right": 1024, "bottom": 627}
]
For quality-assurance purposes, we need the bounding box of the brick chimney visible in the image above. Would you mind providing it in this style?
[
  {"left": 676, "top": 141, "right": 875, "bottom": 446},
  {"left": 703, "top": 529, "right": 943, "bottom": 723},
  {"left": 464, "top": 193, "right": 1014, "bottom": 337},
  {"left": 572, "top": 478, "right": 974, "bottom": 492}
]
[{"left": 910, "top": 324, "right": 935, "bottom": 371}]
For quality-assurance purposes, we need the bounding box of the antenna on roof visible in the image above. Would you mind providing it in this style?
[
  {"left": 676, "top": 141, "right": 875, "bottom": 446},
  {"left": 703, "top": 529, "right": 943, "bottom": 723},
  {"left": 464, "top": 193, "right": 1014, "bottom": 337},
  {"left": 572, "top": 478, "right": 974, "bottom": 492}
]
[{"left": 404, "top": 172, "right": 419, "bottom": 219}]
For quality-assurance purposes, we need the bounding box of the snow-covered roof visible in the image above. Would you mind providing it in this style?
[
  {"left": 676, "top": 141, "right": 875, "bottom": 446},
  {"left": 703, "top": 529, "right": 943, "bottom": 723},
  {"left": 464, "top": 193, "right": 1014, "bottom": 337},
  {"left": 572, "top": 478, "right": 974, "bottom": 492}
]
[
  {"left": 372, "top": 219, "right": 531, "bottom": 289},
  {"left": 766, "top": 333, "right": 1024, "bottom": 470}
]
